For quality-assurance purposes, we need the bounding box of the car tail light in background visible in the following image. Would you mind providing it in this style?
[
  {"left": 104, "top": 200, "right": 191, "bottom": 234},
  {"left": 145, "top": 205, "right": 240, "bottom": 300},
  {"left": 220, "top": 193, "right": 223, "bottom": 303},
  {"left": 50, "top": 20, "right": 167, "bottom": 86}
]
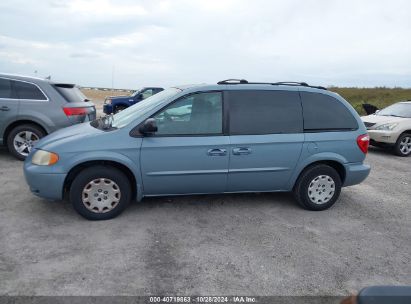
[
  {"left": 63, "top": 107, "right": 88, "bottom": 116},
  {"left": 357, "top": 134, "right": 370, "bottom": 154}
]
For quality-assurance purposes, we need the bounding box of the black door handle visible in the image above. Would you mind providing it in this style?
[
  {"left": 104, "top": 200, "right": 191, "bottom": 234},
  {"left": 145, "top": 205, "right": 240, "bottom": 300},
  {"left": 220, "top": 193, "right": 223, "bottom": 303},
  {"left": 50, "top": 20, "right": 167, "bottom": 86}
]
[{"left": 0, "top": 106, "right": 10, "bottom": 111}]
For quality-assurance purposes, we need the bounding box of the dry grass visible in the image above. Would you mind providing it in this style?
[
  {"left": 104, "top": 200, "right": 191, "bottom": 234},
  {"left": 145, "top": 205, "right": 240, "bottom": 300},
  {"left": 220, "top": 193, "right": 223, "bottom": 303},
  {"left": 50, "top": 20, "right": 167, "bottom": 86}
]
[
  {"left": 81, "top": 87, "right": 411, "bottom": 115},
  {"left": 81, "top": 88, "right": 131, "bottom": 102}
]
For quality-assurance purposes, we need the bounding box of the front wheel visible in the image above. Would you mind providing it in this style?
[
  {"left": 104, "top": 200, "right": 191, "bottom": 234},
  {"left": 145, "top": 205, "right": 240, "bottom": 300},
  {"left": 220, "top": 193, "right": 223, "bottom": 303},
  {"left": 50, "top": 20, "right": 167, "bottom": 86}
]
[
  {"left": 70, "top": 166, "right": 131, "bottom": 220},
  {"left": 394, "top": 133, "right": 411, "bottom": 157},
  {"left": 293, "top": 164, "right": 342, "bottom": 211}
]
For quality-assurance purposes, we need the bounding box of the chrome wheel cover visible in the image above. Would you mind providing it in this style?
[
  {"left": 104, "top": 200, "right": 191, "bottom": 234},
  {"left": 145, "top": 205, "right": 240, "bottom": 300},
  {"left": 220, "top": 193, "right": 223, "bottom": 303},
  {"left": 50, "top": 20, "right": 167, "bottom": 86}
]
[
  {"left": 308, "top": 175, "right": 335, "bottom": 204},
  {"left": 399, "top": 136, "right": 411, "bottom": 155},
  {"left": 82, "top": 178, "right": 121, "bottom": 213},
  {"left": 13, "top": 131, "right": 39, "bottom": 157}
]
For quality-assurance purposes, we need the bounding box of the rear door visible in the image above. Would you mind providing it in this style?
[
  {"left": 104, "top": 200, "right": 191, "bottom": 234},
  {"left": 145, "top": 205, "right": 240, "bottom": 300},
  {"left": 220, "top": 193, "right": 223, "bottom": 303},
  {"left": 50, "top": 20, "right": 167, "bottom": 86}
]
[
  {"left": 226, "top": 90, "right": 304, "bottom": 192},
  {"left": 0, "top": 78, "right": 19, "bottom": 143},
  {"left": 140, "top": 91, "right": 229, "bottom": 195}
]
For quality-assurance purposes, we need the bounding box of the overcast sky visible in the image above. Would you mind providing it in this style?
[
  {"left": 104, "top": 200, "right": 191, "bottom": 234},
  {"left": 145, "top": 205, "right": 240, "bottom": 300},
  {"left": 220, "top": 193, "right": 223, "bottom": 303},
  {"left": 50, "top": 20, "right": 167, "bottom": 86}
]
[{"left": 1, "top": 0, "right": 410, "bottom": 88}]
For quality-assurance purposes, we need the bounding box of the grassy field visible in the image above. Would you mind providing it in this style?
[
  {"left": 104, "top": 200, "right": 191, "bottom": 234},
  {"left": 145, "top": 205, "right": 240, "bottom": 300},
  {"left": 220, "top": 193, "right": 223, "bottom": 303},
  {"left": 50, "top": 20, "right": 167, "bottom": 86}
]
[
  {"left": 331, "top": 87, "right": 411, "bottom": 115},
  {"left": 81, "top": 87, "right": 411, "bottom": 116}
]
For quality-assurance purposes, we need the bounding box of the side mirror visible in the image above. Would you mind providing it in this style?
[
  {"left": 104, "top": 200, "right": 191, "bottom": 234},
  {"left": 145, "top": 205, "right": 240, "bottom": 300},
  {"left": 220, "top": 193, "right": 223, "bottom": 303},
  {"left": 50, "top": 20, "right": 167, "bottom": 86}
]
[
  {"left": 139, "top": 118, "right": 157, "bottom": 135},
  {"left": 137, "top": 93, "right": 143, "bottom": 100}
]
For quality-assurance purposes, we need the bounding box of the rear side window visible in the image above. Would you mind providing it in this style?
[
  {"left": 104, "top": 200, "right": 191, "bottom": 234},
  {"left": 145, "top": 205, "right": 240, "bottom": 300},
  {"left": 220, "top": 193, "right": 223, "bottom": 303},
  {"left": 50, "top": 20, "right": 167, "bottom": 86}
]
[
  {"left": 228, "top": 90, "right": 303, "bottom": 135},
  {"left": 301, "top": 92, "right": 358, "bottom": 131},
  {"left": 0, "top": 78, "right": 13, "bottom": 99},
  {"left": 14, "top": 81, "right": 47, "bottom": 100},
  {"left": 54, "top": 84, "right": 89, "bottom": 103}
]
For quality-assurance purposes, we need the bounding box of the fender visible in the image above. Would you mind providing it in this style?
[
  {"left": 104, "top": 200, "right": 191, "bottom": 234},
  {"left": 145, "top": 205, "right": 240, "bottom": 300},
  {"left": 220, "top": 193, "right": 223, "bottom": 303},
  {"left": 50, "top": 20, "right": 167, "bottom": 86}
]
[
  {"left": 286, "top": 151, "right": 348, "bottom": 190},
  {"left": 63, "top": 150, "right": 144, "bottom": 201},
  {"left": 111, "top": 100, "right": 131, "bottom": 108}
]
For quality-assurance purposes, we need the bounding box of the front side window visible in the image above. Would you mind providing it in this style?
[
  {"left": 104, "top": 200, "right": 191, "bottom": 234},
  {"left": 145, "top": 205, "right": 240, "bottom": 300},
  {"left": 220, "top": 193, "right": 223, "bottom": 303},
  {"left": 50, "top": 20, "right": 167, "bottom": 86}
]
[
  {"left": 228, "top": 90, "right": 303, "bottom": 135},
  {"left": 301, "top": 92, "right": 358, "bottom": 131},
  {"left": 14, "top": 81, "right": 47, "bottom": 100},
  {"left": 154, "top": 92, "right": 223, "bottom": 135},
  {"left": 141, "top": 89, "right": 154, "bottom": 99},
  {"left": 0, "top": 78, "right": 13, "bottom": 99}
]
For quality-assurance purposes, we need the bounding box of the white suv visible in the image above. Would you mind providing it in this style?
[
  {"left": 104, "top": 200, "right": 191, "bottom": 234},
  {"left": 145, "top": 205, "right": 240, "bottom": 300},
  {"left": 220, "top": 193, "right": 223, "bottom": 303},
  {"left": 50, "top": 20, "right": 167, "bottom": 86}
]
[{"left": 362, "top": 101, "right": 411, "bottom": 156}]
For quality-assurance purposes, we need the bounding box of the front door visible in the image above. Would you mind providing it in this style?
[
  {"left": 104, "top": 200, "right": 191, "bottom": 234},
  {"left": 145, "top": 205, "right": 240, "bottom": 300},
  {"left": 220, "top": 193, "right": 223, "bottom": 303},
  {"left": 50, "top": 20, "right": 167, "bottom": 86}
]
[
  {"left": 226, "top": 90, "right": 304, "bottom": 192},
  {"left": 0, "top": 78, "right": 19, "bottom": 143},
  {"left": 141, "top": 91, "right": 229, "bottom": 195}
]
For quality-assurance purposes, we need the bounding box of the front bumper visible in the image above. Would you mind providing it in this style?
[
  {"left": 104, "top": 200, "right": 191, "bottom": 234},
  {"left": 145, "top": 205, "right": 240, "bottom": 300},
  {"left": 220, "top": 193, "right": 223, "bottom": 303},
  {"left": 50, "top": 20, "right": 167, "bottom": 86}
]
[
  {"left": 343, "top": 163, "right": 371, "bottom": 187},
  {"left": 24, "top": 163, "right": 66, "bottom": 201},
  {"left": 103, "top": 104, "right": 114, "bottom": 114},
  {"left": 367, "top": 130, "right": 398, "bottom": 144}
]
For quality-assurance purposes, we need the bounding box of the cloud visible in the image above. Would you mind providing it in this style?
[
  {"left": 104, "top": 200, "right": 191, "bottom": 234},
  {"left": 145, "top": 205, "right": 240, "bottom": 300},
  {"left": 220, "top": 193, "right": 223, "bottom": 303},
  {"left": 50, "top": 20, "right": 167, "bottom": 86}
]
[{"left": 0, "top": 0, "right": 410, "bottom": 88}]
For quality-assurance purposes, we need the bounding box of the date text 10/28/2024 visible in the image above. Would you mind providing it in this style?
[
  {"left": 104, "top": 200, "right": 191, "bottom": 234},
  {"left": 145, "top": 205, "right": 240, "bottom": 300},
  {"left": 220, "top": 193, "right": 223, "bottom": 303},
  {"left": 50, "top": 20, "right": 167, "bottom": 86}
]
[{"left": 149, "top": 296, "right": 257, "bottom": 303}]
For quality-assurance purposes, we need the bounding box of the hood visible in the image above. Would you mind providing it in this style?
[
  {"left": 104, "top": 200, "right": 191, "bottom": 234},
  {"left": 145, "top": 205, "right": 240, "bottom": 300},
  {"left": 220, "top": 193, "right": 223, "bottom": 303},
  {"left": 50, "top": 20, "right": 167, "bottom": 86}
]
[
  {"left": 361, "top": 114, "right": 408, "bottom": 124},
  {"left": 109, "top": 95, "right": 132, "bottom": 100},
  {"left": 35, "top": 122, "right": 103, "bottom": 150}
]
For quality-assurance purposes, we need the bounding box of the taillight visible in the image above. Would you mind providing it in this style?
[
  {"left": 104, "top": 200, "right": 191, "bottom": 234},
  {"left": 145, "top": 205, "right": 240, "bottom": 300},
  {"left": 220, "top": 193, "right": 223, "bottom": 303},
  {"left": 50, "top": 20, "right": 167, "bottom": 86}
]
[
  {"left": 357, "top": 134, "right": 370, "bottom": 154},
  {"left": 63, "top": 107, "right": 88, "bottom": 116}
]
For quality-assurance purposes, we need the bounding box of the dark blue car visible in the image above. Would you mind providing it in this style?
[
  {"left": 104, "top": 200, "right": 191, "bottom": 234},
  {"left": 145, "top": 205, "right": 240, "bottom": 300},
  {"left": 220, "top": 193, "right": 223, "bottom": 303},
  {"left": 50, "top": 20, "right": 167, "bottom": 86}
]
[{"left": 103, "top": 87, "right": 163, "bottom": 114}]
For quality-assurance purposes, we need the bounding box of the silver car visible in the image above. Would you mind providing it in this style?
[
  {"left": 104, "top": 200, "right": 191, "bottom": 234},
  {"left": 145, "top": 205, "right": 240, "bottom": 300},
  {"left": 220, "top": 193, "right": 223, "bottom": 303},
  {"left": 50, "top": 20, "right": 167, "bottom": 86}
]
[
  {"left": 362, "top": 101, "right": 411, "bottom": 156},
  {"left": 0, "top": 73, "right": 96, "bottom": 160}
]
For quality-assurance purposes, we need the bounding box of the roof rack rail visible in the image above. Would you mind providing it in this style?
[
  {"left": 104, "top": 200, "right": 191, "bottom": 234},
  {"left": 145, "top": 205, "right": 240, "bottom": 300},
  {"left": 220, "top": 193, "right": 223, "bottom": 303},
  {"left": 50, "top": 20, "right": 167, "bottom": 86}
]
[
  {"left": 217, "top": 79, "right": 249, "bottom": 85},
  {"left": 217, "top": 79, "right": 327, "bottom": 90}
]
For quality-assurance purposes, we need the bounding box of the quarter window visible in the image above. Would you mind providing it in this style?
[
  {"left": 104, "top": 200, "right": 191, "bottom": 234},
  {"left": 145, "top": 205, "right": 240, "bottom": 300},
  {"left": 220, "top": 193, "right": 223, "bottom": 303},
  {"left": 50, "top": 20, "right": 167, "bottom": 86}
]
[
  {"left": 0, "top": 78, "right": 13, "bottom": 99},
  {"left": 153, "top": 92, "right": 223, "bottom": 135},
  {"left": 301, "top": 92, "right": 358, "bottom": 131},
  {"left": 228, "top": 90, "right": 303, "bottom": 135},
  {"left": 14, "top": 81, "right": 47, "bottom": 100}
]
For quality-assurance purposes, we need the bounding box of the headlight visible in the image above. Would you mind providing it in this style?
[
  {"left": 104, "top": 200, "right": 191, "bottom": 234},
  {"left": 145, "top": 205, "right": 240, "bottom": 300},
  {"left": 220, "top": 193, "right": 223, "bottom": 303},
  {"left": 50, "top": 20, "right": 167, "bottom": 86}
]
[
  {"left": 105, "top": 98, "right": 112, "bottom": 105},
  {"left": 375, "top": 123, "right": 398, "bottom": 131},
  {"left": 32, "top": 150, "right": 59, "bottom": 166}
]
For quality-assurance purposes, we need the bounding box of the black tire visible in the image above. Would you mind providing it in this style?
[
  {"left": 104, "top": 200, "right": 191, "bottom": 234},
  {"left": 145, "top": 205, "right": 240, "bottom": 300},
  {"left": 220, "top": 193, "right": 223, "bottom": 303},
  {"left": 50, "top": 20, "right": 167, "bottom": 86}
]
[
  {"left": 293, "top": 164, "right": 342, "bottom": 211},
  {"left": 114, "top": 105, "right": 127, "bottom": 114},
  {"left": 7, "top": 124, "right": 46, "bottom": 160},
  {"left": 394, "top": 133, "right": 411, "bottom": 157},
  {"left": 70, "top": 166, "right": 131, "bottom": 220}
]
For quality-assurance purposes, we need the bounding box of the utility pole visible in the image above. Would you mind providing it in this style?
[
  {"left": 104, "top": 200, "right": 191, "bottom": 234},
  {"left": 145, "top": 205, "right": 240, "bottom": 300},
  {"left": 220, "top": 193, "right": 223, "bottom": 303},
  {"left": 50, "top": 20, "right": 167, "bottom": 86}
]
[{"left": 111, "top": 65, "right": 115, "bottom": 90}]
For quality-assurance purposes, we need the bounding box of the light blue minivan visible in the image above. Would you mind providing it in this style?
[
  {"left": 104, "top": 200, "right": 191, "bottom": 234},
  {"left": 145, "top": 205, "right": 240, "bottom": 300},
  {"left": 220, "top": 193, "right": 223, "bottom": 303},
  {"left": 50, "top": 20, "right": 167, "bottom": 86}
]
[{"left": 24, "top": 80, "right": 370, "bottom": 220}]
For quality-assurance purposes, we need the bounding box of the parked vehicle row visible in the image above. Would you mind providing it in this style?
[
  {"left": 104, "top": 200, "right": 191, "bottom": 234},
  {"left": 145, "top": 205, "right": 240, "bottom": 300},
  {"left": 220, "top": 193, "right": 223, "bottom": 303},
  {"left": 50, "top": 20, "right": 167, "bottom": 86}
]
[
  {"left": 23, "top": 79, "right": 371, "bottom": 220},
  {"left": 0, "top": 74, "right": 96, "bottom": 160}
]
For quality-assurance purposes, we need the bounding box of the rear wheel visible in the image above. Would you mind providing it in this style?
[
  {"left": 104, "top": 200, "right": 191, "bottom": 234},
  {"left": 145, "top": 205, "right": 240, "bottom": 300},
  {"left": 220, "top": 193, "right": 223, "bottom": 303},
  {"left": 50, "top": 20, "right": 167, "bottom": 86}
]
[
  {"left": 114, "top": 105, "right": 127, "bottom": 114},
  {"left": 293, "top": 164, "right": 342, "bottom": 211},
  {"left": 7, "top": 124, "right": 45, "bottom": 160},
  {"left": 394, "top": 133, "right": 411, "bottom": 157},
  {"left": 70, "top": 166, "right": 131, "bottom": 220}
]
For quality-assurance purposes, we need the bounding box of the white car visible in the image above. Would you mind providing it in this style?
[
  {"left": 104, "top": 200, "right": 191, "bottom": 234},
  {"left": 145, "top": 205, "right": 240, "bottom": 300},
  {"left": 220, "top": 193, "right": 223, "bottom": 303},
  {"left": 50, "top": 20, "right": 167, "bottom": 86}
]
[{"left": 361, "top": 101, "right": 411, "bottom": 156}]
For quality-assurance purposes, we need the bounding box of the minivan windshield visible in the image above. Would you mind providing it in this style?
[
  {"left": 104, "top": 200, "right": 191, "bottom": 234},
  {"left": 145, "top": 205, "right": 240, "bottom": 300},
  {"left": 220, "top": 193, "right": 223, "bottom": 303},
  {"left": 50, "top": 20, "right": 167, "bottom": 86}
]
[
  {"left": 376, "top": 102, "right": 411, "bottom": 118},
  {"left": 111, "top": 88, "right": 181, "bottom": 129}
]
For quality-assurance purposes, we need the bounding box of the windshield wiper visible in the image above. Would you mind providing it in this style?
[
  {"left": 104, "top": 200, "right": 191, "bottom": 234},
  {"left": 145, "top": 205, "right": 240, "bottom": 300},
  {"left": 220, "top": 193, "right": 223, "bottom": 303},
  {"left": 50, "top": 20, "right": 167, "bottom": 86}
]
[{"left": 388, "top": 114, "right": 405, "bottom": 118}]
